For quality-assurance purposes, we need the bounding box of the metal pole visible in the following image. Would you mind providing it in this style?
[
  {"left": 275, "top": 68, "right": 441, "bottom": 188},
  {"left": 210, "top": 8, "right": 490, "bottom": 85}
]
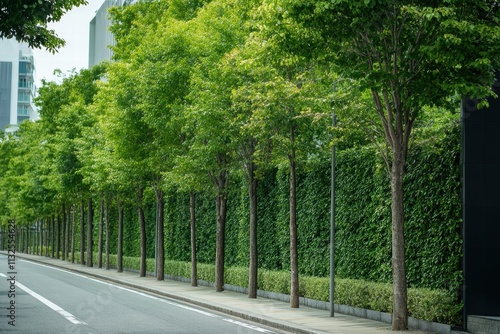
[
  {"left": 330, "top": 95, "right": 337, "bottom": 317},
  {"left": 155, "top": 198, "right": 158, "bottom": 277}
]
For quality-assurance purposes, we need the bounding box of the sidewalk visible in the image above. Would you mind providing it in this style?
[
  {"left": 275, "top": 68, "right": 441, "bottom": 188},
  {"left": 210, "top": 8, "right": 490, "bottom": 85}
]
[{"left": 8, "top": 252, "right": 432, "bottom": 334}]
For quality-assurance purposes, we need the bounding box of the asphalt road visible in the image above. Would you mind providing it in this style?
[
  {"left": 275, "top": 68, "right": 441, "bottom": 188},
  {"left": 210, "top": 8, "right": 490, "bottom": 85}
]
[{"left": 0, "top": 254, "right": 286, "bottom": 334}]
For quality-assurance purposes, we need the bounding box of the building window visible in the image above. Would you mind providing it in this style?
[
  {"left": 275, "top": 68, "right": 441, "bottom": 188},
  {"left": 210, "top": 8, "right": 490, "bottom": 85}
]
[
  {"left": 18, "top": 91, "right": 31, "bottom": 102},
  {"left": 18, "top": 77, "right": 32, "bottom": 89},
  {"left": 19, "top": 61, "right": 32, "bottom": 74},
  {"left": 17, "top": 115, "right": 30, "bottom": 124},
  {"left": 17, "top": 104, "right": 32, "bottom": 115}
]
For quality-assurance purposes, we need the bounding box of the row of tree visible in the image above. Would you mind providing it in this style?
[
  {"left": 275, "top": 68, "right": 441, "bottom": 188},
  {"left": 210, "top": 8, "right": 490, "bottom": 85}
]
[{"left": 1, "top": 0, "right": 499, "bottom": 330}]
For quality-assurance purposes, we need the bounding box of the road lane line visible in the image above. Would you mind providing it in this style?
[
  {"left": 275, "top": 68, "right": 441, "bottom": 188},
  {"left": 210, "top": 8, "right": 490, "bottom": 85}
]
[
  {"left": 19, "top": 259, "right": 279, "bottom": 332},
  {"left": 0, "top": 273, "right": 87, "bottom": 325},
  {"left": 21, "top": 260, "right": 220, "bottom": 318},
  {"left": 222, "top": 319, "right": 276, "bottom": 333}
]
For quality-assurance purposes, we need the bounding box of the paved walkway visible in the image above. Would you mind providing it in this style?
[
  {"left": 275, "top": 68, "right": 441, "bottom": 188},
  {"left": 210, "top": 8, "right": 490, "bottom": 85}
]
[{"left": 5, "top": 252, "right": 432, "bottom": 334}]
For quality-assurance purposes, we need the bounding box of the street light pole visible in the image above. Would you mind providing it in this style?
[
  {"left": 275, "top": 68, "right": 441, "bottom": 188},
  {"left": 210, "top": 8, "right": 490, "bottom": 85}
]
[
  {"left": 330, "top": 90, "right": 337, "bottom": 317},
  {"left": 155, "top": 198, "right": 158, "bottom": 277}
]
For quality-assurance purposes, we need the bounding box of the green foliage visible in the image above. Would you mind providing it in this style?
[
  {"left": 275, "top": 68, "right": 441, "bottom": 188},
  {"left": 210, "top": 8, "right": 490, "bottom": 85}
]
[
  {"left": 225, "top": 266, "right": 248, "bottom": 287},
  {"left": 108, "top": 0, "right": 169, "bottom": 61},
  {"left": 407, "top": 287, "right": 462, "bottom": 325},
  {"left": 165, "top": 191, "right": 191, "bottom": 262},
  {"left": 335, "top": 147, "right": 392, "bottom": 282},
  {"left": 196, "top": 262, "right": 216, "bottom": 282},
  {"left": 404, "top": 125, "right": 463, "bottom": 290},
  {"left": 260, "top": 269, "right": 290, "bottom": 295},
  {"left": 165, "top": 260, "right": 191, "bottom": 278},
  {"left": 255, "top": 170, "right": 282, "bottom": 270},
  {"left": 0, "top": 0, "right": 86, "bottom": 52}
]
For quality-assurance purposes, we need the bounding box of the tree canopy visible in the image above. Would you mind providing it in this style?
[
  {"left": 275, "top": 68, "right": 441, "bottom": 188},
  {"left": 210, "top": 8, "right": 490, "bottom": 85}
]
[{"left": 0, "top": 0, "right": 87, "bottom": 52}]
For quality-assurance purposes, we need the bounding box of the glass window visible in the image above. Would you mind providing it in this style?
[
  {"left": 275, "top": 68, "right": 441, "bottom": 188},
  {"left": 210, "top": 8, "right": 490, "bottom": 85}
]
[
  {"left": 18, "top": 91, "right": 30, "bottom": 102},
  {"left": 17, "top": 104, "right": 31, "bottom": 115},
  {"left": 17, "top": 115, "right": 30, "bottom": 124}
]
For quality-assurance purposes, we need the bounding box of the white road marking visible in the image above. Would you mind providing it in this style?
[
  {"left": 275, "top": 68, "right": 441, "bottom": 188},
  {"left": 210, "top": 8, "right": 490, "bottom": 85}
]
[
  {"left": 22, "top": 260, "right": 219, "bottom": 318},
  {"left": 19, "top": 259, "right": 279, "bottom": 333},
  {"left": 0, "top": 272, "right": 87, "bottom": 325},
  {"left": 223, "top": 319, "right": 276, "bottom": 333}
]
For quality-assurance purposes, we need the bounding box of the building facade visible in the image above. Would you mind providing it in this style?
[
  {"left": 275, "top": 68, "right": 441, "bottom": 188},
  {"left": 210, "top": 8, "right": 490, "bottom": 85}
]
[
  {"left": 0, "top": 39, "right": 37, "bottom": 134},
  {"left": 88, "top": 0, "right": 136, "bottom": 68},
  {"left": 461, "top": 76, "right": 500, "bottom": 330}
]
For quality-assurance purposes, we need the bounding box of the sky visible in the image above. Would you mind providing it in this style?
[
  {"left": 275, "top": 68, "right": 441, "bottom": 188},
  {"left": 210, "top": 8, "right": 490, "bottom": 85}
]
[{"left": 32, "top": 0, "right": 105, "bottom": 88}]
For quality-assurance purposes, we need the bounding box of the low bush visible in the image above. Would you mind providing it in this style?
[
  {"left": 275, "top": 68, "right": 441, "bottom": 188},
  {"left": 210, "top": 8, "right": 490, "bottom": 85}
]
[
  {"left": 408, "top": 287, "right": 462, "bottom": 325},
  {"left": 166, "top": 260, "right": 191, "bottom": 278},
  {"left": 225, "top": 266, "right": 248, "bottom": 287}
]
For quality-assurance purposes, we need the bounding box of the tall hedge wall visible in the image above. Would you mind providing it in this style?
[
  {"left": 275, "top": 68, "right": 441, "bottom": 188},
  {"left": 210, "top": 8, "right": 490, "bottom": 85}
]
[{"left": 90, "top": 124, "right": 461, "bottom": 292}]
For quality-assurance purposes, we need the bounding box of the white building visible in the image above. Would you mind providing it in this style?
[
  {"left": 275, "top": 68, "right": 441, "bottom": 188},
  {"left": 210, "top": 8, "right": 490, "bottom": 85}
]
[
  {"left": 0, "top": 39, "right": 37, "bottom": 133},
  {"left": 89, "top": 0, "right": 136, "bottom": 68}
]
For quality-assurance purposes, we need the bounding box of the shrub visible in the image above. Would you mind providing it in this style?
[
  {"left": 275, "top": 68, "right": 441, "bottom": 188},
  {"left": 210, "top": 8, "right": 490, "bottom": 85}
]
[{"left": 225, "top": 266, "right": 248, "bottom": 287}]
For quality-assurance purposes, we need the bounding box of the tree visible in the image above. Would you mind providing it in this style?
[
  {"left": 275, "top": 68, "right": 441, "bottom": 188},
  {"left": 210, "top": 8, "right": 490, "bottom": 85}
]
[
  {"left": 180, "top": 0, "right": 259, "bottom": 292},
  {"left": 130, "top": 15, "right": 194, "bottom": 282},
  {"left": 107, "top": 0, "right": 188, "bottom": 280},
  {"left": 240, "top": 69, "right": 329, "bottom": 307},
  {"left": 0, "top": 0, "right": 87, "bottom": 52},
  {"left": 279, "top": 0, "right": 500, "bottom": 329},
  {"left": 0, "top": 121, "right": 54, "bottom": 225},
  {"left": 96, "top": 61, "right": 152, "bottom": 277},
  {"left": 225, "top": 8, "right": 331, "bottom": 307},
  {"left": 210, "top": 45, "right": 269, "bottom": 299},
  {"left": 33, "top": 66, "right": 105, "bottom": 266}
]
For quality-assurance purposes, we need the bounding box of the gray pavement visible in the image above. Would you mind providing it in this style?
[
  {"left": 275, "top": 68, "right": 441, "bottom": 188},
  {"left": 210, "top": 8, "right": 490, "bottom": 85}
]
[{"left": 4, "top": 252, "right": 433, "bottom": 334}]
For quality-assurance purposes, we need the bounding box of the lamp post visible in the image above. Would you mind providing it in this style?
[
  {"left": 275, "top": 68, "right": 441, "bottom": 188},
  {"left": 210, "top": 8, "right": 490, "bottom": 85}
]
[{"left": 330, "top": 86, "right": 337, "bottom": 317}]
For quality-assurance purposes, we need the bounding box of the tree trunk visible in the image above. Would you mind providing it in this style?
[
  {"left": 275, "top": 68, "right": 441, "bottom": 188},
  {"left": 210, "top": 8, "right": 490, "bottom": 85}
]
[
  {"left": 117, "top": 202, "right": 124, "bottom": 273},
  {"left": 86, "top": 198, "right": 94, "bottom": 267},
  {"left": 65, "top": 206, "right": 70, "bottom": 260},
  {"left": 138, "top": 187, "right": 147, "bottom": 277},
  {"left": 51, "top": 215, "right": 55, "bottom": 258},
  {"left": 56, "top": 215, "right": 60, "bottom": 259},
  {"left": 289, "top": 127, "right": 299, "bottom": 308},
  {"left": 391, "top": 152, "right": 408, "bottom": 330},
  {"left": 22, "top": 228, "right": 25, "bottom": 253},
  {"left": 155, "top": 188, "right": 165, "bottom": 281},
  {"left": 46, "top": 219, "right": 49, "bottom": 257},
  {"left": 190, "top": 191, "right": 197, "bottom": 287},
  {"left": 215, "top": 173, "right": 228, "bottom": 292},
  {"left": 61, "top": 205, "right": 66, "bottom": 260},
  {"left": 71, "top": 204, "right": 75, "bottom": 263},
  {"left": 39, "top": 220, "right": 43, "bottom": 255},
  {"left": 248, "top": 161, "right": 258, "bottom": 299},
  {"left": 80, "top": 200, "right": 85, "bottom": 265},
  {"left": 19, "top": 227, "right": 23, "bottom": 253},
  {"left": 105, "top": 199, "right": 110, "bottom": 270},
  {"left": 98, "top": 198, "right": 104, "bottom": 269},
  {"left": 28, "top": 226, "right": 30, "bottom": 254}
]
